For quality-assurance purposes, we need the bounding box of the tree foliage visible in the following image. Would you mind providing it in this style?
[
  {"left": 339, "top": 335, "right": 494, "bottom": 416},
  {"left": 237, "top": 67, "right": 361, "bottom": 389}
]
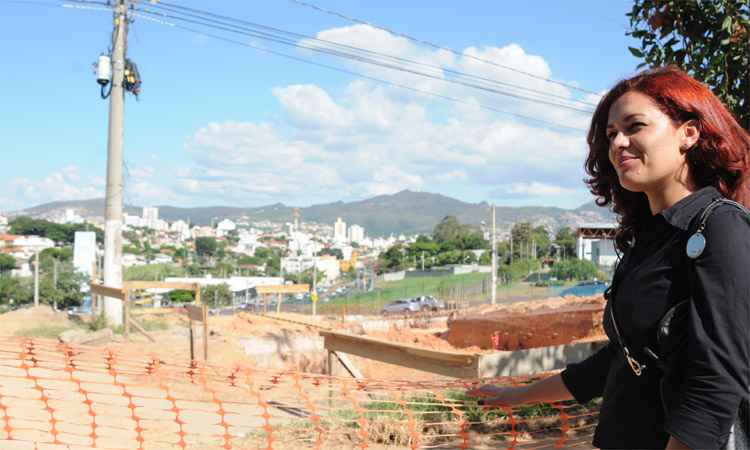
[
  {"left": 9, "top": 217, "right": 103, "bottom": 244},
  {"left": 195, "top": 237, "right": 218, "bottom": 258},
  {"left": 550, "top": 259, "right": 600, "bottom": 281},
  {"left": 202, "top": 284, "right": 233, "bottom": 308},
  {"left": 627, "top": 0, "right": 750, "bottom": 128},
  {"left": 0, "top": 254, "right": 16, "bottom": 273}
]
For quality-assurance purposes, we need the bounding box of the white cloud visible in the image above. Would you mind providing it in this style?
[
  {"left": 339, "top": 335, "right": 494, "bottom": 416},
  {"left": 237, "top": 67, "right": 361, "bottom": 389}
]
[
  {"left": 500, "top": 181, "right": 577, "bottom": 197},
  {"left": 8, "top": 165, "right": 103, "bottom": 209}
]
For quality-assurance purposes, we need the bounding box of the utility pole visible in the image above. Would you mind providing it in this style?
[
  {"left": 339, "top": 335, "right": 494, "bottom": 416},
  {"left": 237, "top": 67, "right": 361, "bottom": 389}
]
[
  {"left": 509, "top": 226, "right": 514, "bottom": 265},
  {"left": 491, "top": 204, "right": 497, "bottom": 305},
  {"left": 102, "top": 0, "right": 128, "bottom": 326},
  {"left": 33, "top": 250, "right": 40, "bottom": 307},
  {"left": 53, "top": 259, "right": 58, "bottom": 311}
]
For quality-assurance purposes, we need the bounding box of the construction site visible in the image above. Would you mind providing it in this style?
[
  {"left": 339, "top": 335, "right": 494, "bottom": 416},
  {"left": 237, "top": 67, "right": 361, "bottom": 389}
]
[{"left": 0, "top": 290, "right": 607, "bottom": 450}]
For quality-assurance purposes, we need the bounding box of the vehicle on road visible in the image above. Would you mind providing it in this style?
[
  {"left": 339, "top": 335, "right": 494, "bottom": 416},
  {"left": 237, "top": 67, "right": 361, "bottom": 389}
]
[
  {"left": 381, "top": 298, "right": 421, "bottom": 315},
  {"left": 414, "top": 295, "right": 445, "bottom": 311},
  {"left": 559, "top": 280, "right": 609, "bottom": 297}
]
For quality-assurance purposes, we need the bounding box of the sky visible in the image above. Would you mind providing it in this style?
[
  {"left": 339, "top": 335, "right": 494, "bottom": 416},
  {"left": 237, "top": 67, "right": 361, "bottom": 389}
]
[{"left": 0, "top": 0, "right": 643, "bottom": 212}]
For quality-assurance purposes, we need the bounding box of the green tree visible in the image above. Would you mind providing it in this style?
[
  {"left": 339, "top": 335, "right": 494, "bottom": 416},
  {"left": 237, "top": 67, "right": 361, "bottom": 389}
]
[
  {"left": 627, "top": 0, "right": 750, "bottom": 128},
  {"left": 550, "top": 259, "right": 599, "bottom": 281},
  {"left": 0, "top": 277, "right": 33, "bottom": 308},
  {"left": 202, "top": 284, "right": 233, "bottom": 308},
  {"left": 195, "top": 237, "right": 218, "bottom": 258},
  {"left": 9, "top": 217, "right": 103, "bottom": 244},
  {"left": 319, "top": 247, "right": 344, "bottom": 260},
  {"left": 433, "top": 216, "right": 464, "bottom": 244},
  {"left": 168, "top": 290, "right": 195, "bottom": 303},
  {"left": 554, "top": 227, "right": 577, "bottom": 259},
  {"left": 0, "top": 254, "right": 16, "bottom": 274}
]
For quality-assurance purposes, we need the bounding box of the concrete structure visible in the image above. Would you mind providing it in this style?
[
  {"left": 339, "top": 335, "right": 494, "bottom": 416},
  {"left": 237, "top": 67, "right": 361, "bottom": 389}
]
[
  {"left": 348, "top": 224, "right": 364, "bottom": 244},
  {"left": 73, "top": 232, "right": 97, "bottom": 277},
  {"left": 334, "top": 217, "right": 347, "bottom": 243},
  {"left": 576, "top": 223, "right": 618, "bottom": 267}
]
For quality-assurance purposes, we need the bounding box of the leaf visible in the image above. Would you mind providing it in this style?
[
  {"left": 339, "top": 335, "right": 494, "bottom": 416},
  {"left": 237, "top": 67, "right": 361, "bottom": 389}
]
[
  {"left": 722, "top": 15, "right": 733, "bottom": 31},
  {"left": 721, "top": 37, "right": 731, "bottom": 46},
  {"left": 628, "top": 46, "right": 645, "bottom": 58}
]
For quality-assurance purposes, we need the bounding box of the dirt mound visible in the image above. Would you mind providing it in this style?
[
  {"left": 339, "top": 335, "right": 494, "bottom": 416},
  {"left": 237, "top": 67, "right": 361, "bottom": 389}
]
[
  {"left": 0, "top": 305, "right": 73, "bottom": 336},
  {"left": 447, "top": 295, "right": 606, "bottom": 350}
]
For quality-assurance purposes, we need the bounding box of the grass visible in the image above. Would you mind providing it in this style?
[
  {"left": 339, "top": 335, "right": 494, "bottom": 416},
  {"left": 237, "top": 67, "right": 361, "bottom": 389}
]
[
  {"left": 13, "top": 324, "right": 79, "bottom": 339},
  {"left": 316, "top": 273, "right": 569, "bottom": 315}
]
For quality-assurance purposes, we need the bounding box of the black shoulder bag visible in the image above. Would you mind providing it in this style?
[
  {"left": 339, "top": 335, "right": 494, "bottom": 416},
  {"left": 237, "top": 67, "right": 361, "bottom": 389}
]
[{"left": 643, "top": 198, "right": 749, "bottom": 450}]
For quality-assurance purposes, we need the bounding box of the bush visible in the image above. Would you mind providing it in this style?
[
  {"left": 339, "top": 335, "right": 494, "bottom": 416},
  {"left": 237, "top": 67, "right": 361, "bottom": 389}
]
[
  {"left": 550, "top": 258, "right": 599, "bottom": 281},
  {"left": 498, "top": 259, "right": 542, "bottom": 282}
]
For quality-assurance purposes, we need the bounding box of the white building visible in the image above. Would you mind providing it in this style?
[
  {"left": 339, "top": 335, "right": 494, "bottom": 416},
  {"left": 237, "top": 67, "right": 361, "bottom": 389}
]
[
  {"left": 334, "top": 217, "right": 347, "bottom": 243},
  {"left": 348, "top": 224, "right": 365, "bottom": 244},
  {"left": 142, "top": 207, "right": 160, "bottom": 229},
  {"left": 62, "top": 209, "right": 85, "bottom": 225},
  {"left": 216, "top": 219, "right": 237, "bottom": 237},
  {"left": 281, "top": 255, "right": 340, "bottom": 285},
  {"left": 73, "top": 232, "right": 97, "bottom": 277},
  {"left": 576, "top": 223, "right": 618, "bottom": 268},
  {"left": 170, "top": 220, "right": 191, "bottom": 241},
  {"left": 124, "top": 213, "right": 143, "bottom": 228}
]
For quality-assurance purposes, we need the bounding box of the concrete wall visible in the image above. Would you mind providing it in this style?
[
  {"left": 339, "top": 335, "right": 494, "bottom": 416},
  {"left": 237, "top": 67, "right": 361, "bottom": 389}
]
[{"left": 479, "top": 340, "right": 607, "bottom": 377}]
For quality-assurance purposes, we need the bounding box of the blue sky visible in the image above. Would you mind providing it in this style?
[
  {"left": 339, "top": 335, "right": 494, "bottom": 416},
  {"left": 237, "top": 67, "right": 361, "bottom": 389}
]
[{"left": 0, "top": 0, "right": 642, "bottom": 212}]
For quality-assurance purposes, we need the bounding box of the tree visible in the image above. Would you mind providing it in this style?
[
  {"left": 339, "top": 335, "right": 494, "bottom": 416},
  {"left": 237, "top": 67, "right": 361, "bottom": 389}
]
[
  {"left": 195, "top": 237, "right": 218, "bottom": 258},
  {"left": 319, "top": 248, "right": 344, "bottom": 260},
  {"left": 168, "top": 290, "right": 195, "bottom": 303},
  {"left": 0, "top": 277, "right": 32, "bottom": 309},
  {"left": 202, "top": 284, "right": 233, "bottom": 308},
  {"left": 433, "top": 216, "right": 464, "bottom": 244},
  {"left": 0, "top": 254, "right": 16, "bottom": 274},
  {"left": 550, "top": 259, "right": 599, "bottom": 281},
  {"left": 9, "top": 217, "right": 103, "bottom": 244},
  {"left": 554, "top": 227, "right": 577, "bottom": 259},
  {"left": 627, "top": 0, "right": 750, "bottom": 128}
]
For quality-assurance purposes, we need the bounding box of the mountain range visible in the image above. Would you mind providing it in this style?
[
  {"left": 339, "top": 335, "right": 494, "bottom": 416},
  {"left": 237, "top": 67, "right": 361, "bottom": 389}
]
[{"left": 11, "top": 190, "right": 616, "bottom": 236}]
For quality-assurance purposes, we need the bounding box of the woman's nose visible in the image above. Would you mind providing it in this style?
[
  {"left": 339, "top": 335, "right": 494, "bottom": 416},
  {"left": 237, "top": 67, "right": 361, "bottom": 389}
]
[{"left": 611, "top": 131, "right": 629, "bottom": 148}]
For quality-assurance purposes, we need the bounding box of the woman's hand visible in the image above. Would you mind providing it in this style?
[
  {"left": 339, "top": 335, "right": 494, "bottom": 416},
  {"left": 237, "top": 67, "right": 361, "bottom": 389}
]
[{"left": 465, "top": 384, "right": 529, "bottom": 406}]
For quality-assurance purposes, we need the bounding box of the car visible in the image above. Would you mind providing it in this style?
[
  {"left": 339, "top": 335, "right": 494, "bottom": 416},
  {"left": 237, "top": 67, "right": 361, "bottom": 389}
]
[
  {"left": 559, "top": 280, "right": 609, "bottom": 297},
  {"left": 381, "top": 299, "right": 421, "bottom": 315},
  {"left": 67, "top": 295, "right": 93, "bottom": 317},
  {"left": 414, "top": 295, "right": 446, "bottom": 311}
]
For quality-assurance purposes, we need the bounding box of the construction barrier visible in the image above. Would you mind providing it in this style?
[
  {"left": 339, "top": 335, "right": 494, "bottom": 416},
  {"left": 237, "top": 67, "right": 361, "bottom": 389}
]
[{"left": 0, "top": 337, "right": 600, "bottom": 449}]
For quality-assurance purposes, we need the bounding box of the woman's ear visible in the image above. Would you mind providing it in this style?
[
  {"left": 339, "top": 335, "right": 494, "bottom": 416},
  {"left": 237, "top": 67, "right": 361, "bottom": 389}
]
[{"left": 680, "top": 120, "right": 700, "bottom": 152}]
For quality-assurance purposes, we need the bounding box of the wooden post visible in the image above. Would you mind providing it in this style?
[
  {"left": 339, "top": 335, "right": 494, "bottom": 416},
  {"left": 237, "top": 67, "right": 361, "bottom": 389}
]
[
  {"left": 276, "top": 293, "right": 283, "bottom": 314},
  {"left": 124, "top": 289, "right": 130, "bottom": 339},
  {"left": 202, "top": 303, "right": 208, "bottom": 361},
  {"left": 327, "top": 350, "right": 334, "bottom": 409},
  {"left": 189, "top": 323, "right": 195, "bottom": 362}
]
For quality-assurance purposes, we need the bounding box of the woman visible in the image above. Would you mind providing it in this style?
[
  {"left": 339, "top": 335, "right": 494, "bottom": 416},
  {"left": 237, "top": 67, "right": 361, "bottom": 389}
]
[{"left": 468, "top": 67, "right": 750, "bottom": 450}]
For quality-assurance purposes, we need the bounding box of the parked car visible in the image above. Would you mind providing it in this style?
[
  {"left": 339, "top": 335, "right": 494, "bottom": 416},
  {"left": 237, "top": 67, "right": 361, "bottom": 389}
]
[
  {"left": 414, "top": 295, "right": 446, "bottom": 311},
  {"left": 381, "top": 299, "right": 421, "bottom": 315},
  {"left": 67, "top": 295, "right": 93, "bottom": 317},
  {"left": 559, "top": 280, "right": 609, "bottom": 297}
]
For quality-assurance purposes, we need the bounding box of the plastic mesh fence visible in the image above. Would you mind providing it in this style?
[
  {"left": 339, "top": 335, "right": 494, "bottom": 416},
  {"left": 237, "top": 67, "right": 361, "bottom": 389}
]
[{"left": 0, "top": 337, "right": 599, "bottom": 449}]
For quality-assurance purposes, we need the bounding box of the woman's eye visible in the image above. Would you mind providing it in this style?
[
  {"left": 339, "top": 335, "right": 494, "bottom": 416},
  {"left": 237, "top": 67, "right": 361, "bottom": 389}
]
[
  {"left": 606, "top": 132, "right": 617, "bottom": 141},
  {"left": 629, "top": 123, "right": 644, "bottom": 131}
]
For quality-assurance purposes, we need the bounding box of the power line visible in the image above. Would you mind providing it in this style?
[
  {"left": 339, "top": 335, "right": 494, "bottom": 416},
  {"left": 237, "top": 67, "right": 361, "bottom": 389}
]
[
  {"left": 138, "top": 3, "right": 595, "bottom": 114},
  {"left": 150, "top": 1, "right": 596, "bottom": 111},
  {"left": 287, "top": 0, "right": 601, "bottom": 96},
  {"left": 158, "top": 1, "right": 596, "bottom": 108},
  {"left": 133, "top": 11, "right": 588, "bottom": 132}
]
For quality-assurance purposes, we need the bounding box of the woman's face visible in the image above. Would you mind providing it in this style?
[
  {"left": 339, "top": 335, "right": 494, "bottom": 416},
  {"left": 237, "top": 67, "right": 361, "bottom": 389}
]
[{"left": 606, "top": 91, "right": 695, "bottom": 194}]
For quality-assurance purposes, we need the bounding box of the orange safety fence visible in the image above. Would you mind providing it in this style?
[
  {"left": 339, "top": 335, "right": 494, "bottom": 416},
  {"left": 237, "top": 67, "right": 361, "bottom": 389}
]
[{"left": 0, "top": 337, "right": 600, "bottom": 450}]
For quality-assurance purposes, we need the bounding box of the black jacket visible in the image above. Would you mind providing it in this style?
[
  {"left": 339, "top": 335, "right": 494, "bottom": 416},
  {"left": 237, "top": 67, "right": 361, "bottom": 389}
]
[{"left": 561, "top": 187, "right": 750, "bottom": 449}]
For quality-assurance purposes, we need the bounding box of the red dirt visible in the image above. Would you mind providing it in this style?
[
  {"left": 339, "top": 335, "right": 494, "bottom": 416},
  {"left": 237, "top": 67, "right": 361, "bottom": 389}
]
[{"left": 447, "top": 295, "right": 606, "bottom": 350}]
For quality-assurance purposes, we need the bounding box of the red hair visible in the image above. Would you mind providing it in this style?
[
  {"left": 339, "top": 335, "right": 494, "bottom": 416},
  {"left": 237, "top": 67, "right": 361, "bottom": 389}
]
[{"left": 585, "top": 67, "right": 750, "bottom": 251}]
